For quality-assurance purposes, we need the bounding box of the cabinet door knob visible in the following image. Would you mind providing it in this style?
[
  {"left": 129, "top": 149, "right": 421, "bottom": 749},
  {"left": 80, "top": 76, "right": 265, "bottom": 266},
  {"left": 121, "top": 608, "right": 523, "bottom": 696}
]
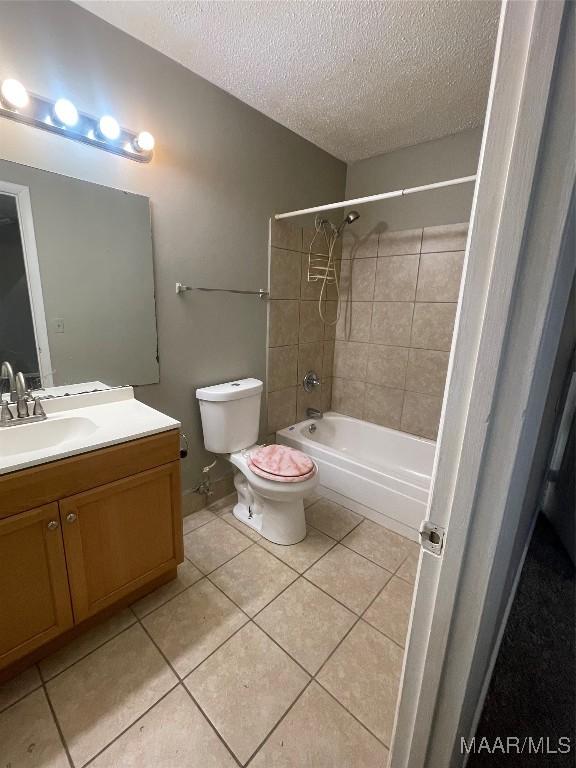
[
  {"left": 66, "top": 512, "right": 77, "bottom": 524},
  {"left": 47, "top": 520, "right": 59, "bottom": 530}
]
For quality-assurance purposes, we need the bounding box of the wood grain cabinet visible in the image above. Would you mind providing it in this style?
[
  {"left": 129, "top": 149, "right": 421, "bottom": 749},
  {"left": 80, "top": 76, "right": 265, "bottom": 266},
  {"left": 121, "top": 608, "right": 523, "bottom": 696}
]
[
  {"left": 0, "top": 503, "right": 74, "bottom": 669},
  {"left": 61, "top": 463, "right": 182, "bottom": 622},
  {"left": 0, "top": 430, "right": 182, "bottom": 675}
]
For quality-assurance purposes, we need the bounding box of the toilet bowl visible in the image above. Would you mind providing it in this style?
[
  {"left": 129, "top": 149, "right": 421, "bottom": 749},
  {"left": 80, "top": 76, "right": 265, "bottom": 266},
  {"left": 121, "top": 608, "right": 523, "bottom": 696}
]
[{"left": 196, "top": 378, "right": 318, "bottom": 545}]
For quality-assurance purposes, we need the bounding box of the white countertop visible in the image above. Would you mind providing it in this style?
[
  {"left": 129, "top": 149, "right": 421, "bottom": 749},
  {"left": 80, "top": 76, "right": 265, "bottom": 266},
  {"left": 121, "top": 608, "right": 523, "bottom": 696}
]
[{"left": 0, "top": 386, "right": 180, "bottom": 476}]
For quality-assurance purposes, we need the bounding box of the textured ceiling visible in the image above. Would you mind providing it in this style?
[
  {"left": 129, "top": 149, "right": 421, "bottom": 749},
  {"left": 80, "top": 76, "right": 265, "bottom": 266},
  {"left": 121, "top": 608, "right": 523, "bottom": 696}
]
[{"left": 76, "top": 0, "right": 500, "bottom": 162}]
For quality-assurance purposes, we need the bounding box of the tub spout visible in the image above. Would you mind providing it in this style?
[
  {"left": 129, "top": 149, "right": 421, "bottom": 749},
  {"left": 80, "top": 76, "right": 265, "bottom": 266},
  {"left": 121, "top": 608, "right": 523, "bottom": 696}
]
[{"left": 307, "top": 407, "right": 323, "bottom": 420}]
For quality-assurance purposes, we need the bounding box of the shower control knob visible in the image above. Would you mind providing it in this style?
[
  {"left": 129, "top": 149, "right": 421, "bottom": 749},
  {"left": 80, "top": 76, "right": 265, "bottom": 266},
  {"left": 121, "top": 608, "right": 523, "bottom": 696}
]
[
  {"left": 66, "top": 513, "right": 77, "bottom": 524},
  {"left": 47, "top": 520, "right": 59, "bottom": 530},
  {"left": 303, "top": 370, "right": 321, "bottom": 392}
]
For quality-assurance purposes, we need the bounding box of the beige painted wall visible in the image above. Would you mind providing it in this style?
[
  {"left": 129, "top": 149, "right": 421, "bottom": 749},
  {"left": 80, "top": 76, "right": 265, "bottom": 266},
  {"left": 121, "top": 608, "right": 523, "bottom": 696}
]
[{"left": 0, "top": 1, "right": 345, "bottom": 490}]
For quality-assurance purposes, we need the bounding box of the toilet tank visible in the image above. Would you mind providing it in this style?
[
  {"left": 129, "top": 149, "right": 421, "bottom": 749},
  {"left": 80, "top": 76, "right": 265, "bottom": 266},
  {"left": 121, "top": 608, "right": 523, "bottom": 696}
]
[{"left": 195, "top": 378, "right": 263, "bottom": 454}]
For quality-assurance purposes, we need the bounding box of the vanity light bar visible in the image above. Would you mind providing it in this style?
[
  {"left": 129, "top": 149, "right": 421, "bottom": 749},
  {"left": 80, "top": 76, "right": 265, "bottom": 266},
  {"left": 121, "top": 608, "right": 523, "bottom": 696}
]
[{"left": 0, "top": 78, "right": 155, "bottom": 163}]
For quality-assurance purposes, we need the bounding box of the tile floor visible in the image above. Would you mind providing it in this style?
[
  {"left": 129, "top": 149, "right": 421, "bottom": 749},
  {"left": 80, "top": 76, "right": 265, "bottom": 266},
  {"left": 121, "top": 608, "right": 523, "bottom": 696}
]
[{"left": 1, "top": 492, "right": 419, "bottom": 768}]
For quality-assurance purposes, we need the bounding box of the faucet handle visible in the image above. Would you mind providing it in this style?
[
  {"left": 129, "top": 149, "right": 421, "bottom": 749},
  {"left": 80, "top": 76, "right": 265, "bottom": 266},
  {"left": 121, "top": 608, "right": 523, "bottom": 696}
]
[
  {"left": 0, "top": 399, "right": 13, "bottom": 425},
  {"left": 33, "top": 397, "right": 46, "bottom": 417}
]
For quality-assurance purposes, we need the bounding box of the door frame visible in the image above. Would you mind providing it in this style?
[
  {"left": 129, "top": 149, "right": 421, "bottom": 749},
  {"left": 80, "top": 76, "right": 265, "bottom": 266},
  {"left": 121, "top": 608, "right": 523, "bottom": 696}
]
[
  {"left": 390, "top": 1, "right": 574, "bottom": 766},
  {"left": 0, "top": 179, "right": 54, "bottom": 386}
]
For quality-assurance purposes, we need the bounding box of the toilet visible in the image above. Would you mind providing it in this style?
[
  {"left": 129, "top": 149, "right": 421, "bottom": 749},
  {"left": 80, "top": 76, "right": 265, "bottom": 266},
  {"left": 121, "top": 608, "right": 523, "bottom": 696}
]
[{"left": 196, "top": 378, "right": 318, "bottom": 545}]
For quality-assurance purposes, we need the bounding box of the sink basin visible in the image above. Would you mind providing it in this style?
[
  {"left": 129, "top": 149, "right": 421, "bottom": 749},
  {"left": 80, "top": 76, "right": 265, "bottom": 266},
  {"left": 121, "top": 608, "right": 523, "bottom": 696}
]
[{"left": 0, "top": 416, "right": 99, "bottom": 458}]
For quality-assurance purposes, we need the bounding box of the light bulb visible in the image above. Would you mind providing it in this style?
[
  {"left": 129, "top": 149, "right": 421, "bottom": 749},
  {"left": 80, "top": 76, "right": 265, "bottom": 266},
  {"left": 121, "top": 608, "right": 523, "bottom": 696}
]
[
  {"left": 98, "top": 115, "right": 120, "bottom": 141},
  {"left": 134, "top": 131, "right": 155, "bottom": 153},
  {"left": 1, "top": 79, "right": 29, "bottom": 110},
  {"left": 53, "top": 98, "right": 79, "bottom": 127}
]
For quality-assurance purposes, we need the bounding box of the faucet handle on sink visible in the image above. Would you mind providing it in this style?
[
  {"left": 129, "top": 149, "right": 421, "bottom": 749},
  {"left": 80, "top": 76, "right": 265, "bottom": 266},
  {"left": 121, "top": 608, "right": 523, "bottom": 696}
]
[
  {"left": 0, "top": 399, "right": 13, "bottom": 425},
  {"left": 33, "top": 397, "right": 46, "bottom": 418}
]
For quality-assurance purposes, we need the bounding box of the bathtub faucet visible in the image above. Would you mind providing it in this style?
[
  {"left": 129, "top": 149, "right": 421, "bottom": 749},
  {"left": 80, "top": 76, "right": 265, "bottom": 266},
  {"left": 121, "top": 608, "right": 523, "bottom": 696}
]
[{"left": 306, "top": 407, "right": 323, "bottom": 420}]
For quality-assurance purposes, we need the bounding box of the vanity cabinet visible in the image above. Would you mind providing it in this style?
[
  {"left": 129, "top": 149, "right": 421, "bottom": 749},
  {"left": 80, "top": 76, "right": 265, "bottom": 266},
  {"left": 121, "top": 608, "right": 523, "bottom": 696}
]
[
  {"left": 0, "top": 503, "right": 74, "bottom": 668},
  {"left": 0, "top": 430, "right": 182, "bottom": 675},
  {"left": 61, "top": 464, "right": 181, "bottom": 622}
]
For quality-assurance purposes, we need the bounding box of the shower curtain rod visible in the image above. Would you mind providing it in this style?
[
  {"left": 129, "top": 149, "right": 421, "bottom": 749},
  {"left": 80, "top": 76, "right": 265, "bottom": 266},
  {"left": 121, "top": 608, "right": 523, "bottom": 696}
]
[{"left": 274, "top": 174, "right": 477, "bottom": 220}]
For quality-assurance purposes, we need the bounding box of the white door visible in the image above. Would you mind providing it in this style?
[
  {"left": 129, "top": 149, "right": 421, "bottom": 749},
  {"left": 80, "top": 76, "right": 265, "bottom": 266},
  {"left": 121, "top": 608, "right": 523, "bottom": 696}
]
[
  {"left": 0, "top": 180, "right": 53, "bottom": 386},
  {"left": 390, "top": 1, "right": 574, "bottom": 766}
]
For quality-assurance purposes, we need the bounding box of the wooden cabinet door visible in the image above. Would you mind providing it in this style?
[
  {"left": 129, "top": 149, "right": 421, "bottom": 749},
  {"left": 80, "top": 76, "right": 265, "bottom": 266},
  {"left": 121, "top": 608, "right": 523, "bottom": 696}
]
[
  {"left": 0, "top": 503, "right": 73, "bottom": 669},
  {"left": 60, "top": 462, "right": 183, "bottom": 622}
]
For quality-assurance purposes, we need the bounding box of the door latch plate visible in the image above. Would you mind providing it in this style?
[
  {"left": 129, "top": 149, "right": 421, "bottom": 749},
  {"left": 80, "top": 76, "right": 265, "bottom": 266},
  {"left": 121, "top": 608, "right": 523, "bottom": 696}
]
[{"left": 419, "top": 521, "right": 445, "bottom": 555}]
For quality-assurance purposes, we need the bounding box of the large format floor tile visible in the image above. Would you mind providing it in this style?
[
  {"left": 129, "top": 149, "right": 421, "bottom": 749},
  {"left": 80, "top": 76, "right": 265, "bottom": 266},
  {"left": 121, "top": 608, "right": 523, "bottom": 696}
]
[
  {"left": 209, "top": 545, "right": 297, "bottom": 617},
  {"left": 305, "top": 498, "right": 362, "bottom": 540},
  {"left": 131, "top": 560, "right": 203, "bottom": 619},
  {"left": 184, "top": 518, "right": 252, "bottom": 573},
  {"left": 317, "top": 620, "right": 403, "bottom": 746},
  {"left": 142, "top": 579, "right": 247, "bottom": 677},
  {"left": 363, "top": 576, "right": 414, "bottom": 647},
  {"left": 259, "top": 526, "right": 335, "bottom": 572},
  {"left": 90, "top": 686, "right": 236, "bottom": 768},
  {"left": 0, "top": 664, "right": 41, "bottom": 713},
  {"left": 249, "top": 682, "right": 388, "bottom": 768},
  {"left": 221, "top": 510, "right": 261, "bottom": 540},
  {"left": 182, "top": 508, "right": 217, "bottom": 534},
  {"left": 185, "top": 623, "right": 309, "bottom": 764},
  {"left": 207, "top": 493, "right": 236, "bottom": 515},
  {"left": 397, "top": 545, "right": 420, "bottom": 584},
  {"left": 342, "top": 519, "right": 412, "bottom": 572},
  {"left": 0, "top": 688, "right": 69, "bottom": 768},
  {"left": 255, "top": 578, "right": 356, "bottom": 674},
  {"left": 46, "top": 623, "right": 177, "bottom": 767},
  {"left": 40, "top": 608, "right": 136, "bottom": 681},
  {"left": 305, "top": 543, "right": 392, "bottom": 614}
]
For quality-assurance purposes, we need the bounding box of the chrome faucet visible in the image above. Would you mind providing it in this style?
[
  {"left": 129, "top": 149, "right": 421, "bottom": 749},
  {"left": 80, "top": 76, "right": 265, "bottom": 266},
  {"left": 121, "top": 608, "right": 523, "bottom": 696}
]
[
  {"left": 15, "top": 372, "right": 29, "bottom": 418},
  {"left": 306, "top": 407, "right": 323, "bottom": 420},
  {"left": 0, "top": 367, "right": 47, "bottom": 427},
  {"left": 1, "top": 361, "right": 16, "bottom": 402}
]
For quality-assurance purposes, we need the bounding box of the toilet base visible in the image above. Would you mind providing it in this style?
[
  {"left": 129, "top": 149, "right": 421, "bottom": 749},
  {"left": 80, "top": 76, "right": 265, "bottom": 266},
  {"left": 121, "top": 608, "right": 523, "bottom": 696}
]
[{"left": 233, "top": 471, "right": 307, "bottom": 545}]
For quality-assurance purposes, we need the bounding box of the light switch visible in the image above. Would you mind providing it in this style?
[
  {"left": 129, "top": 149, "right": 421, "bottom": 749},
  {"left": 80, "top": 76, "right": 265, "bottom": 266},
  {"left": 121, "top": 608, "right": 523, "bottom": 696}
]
[{"left": 54, "top": 318, "right": 65, "bottom": 333}]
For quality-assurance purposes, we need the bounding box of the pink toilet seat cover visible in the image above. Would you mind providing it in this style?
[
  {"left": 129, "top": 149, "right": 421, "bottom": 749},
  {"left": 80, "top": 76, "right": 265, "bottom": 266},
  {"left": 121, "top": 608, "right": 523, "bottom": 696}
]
[{"left": 249, "top": 444, "right": 316, "bottom": 483}]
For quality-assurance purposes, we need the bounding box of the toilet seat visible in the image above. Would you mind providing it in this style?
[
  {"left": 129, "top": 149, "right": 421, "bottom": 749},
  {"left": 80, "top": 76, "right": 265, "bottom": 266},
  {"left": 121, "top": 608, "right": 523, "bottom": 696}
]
[{"left": 249, "top": 444, "right": 316, "bottom": 483}]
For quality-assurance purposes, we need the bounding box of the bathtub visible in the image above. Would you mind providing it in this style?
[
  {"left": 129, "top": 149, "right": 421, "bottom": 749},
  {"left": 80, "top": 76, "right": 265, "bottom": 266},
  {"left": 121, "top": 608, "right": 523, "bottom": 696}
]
[{"left": 277, "top": 412, "right": 435, "bottom": 541}]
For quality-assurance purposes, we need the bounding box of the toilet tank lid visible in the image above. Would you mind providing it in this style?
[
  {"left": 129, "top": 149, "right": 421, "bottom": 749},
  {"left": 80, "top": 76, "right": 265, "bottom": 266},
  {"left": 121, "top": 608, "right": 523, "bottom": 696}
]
[{"left": 196, "top": 378, "right": 263, "bottom": 402}]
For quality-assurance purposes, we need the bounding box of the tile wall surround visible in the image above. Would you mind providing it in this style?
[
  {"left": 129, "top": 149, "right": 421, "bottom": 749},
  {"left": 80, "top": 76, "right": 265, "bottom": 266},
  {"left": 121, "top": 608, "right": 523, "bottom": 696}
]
[
  {"left": 267, "top": 220, "right": 467, "bottom": 440},
  {"left": 266, "top": 219, "right": 341, "bottom": 435},
  {"left": 332, "top": 222, "right": 468, "bottom": 439}
]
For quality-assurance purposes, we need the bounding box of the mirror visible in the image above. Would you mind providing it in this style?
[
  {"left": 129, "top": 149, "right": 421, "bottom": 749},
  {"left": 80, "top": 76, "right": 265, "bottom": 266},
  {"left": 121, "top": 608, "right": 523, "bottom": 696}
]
[{"left": 0, "top": 159, "right": 159, "bottom": 392}]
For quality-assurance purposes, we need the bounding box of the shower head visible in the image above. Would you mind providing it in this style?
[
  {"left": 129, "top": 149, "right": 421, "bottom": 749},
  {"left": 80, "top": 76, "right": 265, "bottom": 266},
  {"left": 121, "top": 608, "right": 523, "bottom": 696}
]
[{"left": 336, "top": 209, "right": 360, "bottom": 236}]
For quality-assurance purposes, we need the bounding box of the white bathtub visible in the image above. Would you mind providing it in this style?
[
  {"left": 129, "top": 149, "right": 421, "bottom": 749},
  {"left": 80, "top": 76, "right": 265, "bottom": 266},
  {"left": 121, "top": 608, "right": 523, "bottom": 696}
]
[{"left": 277, "top": 412, "right": 435, "bottom": 541}]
